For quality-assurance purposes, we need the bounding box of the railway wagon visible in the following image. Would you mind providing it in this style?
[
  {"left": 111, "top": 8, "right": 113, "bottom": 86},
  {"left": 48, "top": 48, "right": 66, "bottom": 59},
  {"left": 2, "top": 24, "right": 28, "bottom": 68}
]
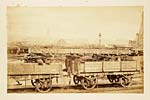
[
  {"left": 8, "top": 61, "right": 63, "bottom": 93},
  {"left": 8, "top": 57, "right": 141, "bottom": 92},
  {"left": 65, "top": 56, "right": 141, "bottom": 90}
]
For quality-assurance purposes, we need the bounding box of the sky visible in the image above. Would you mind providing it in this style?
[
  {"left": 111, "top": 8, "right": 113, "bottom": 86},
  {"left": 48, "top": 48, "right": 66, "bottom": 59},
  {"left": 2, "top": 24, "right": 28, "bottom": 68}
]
[{"left": 7, "top": 6, "right": 143, "bottom": 45}]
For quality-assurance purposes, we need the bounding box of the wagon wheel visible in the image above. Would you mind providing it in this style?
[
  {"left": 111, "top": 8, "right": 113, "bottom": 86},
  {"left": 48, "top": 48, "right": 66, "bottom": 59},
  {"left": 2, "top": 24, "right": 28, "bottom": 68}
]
[
  {"left": 114, "top": 78, "right": 120, "bottom": 83},
  {"left": 73, "top": 75, "right": 80, "bottom": 85},
  {"left": 44, "top": 59, "right": 52, "bottom": 65},
  {"left": 31, "top": 79, "right": 36, "bottom": 86},
  {"left": 37, "top": 59, "right": 44, "bottom": 65},
  {"left": 35, "top": 78, "right": 52, "bottom": 93},
  {"left": 120, "top": 76, "right": 132, "bottom": 87},
  {"left": 107, "top": 75, "right": 120, "bottom": 84},
  {"left": 32, "top": 58, "right": 37, "bottom": 63},
  {"left": 107, "top": 75, "right": 115, "bottom": 83},
  {"left": 108, "top": 78, "right": 116, "bottom": 84},
  {"left": 81, "top": 76, "right": 97, "bottom": 90}
]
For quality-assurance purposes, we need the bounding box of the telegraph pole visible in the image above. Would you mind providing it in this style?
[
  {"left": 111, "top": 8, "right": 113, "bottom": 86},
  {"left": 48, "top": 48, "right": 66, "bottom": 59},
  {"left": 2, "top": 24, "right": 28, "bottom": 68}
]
[{"left": 99, "top": 33, "right": 101, "bottom": 48}]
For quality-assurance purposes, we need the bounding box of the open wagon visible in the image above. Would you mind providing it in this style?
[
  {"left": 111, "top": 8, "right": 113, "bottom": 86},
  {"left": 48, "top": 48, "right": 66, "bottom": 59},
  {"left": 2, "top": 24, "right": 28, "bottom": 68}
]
[
  {"left": 8, "top": 61, "right": 63, "bottom": 93},
  {"left": 65, "top": 55, "right": 141, "bottom": 90}
]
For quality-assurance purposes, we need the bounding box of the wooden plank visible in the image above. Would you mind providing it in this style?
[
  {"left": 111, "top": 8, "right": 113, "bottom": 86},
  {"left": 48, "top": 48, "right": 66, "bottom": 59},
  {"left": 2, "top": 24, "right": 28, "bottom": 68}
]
[
  {"left": 34, "top": 63, "right": 62, "bottom": 74},
  {"left": 8, "top": 62, "right": 34, "bottom": 75},
  {"left": 103, "top": 61, "right": 120, "bottom": 71},
  {"left": 121, "top": 61, "right": 137, "bottom": 71},
  {"left": 78, "top": 61, "right": 138, "bottom": 73},
  {"left": 8, "top": 61, "right": 62, "bottom": 75},
  {"left": 78, "top": 63, "right": 84, "bottom": 73},
  {"left": 84, "top": 62, "right": 102, "bottom": 72}
]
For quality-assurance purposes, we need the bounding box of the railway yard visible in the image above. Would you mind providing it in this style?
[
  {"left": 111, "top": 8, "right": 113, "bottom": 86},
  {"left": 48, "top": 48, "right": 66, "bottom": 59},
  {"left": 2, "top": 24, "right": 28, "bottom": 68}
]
[{"left": 6, "top": 6, "right": 144, "bottom": 94}]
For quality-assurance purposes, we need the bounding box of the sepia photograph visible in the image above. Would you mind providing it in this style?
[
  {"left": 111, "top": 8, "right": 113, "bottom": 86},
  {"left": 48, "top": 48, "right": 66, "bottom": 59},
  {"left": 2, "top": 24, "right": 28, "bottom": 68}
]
[{"left": 7, "top": 6, "right": 144, "bottom": 93}]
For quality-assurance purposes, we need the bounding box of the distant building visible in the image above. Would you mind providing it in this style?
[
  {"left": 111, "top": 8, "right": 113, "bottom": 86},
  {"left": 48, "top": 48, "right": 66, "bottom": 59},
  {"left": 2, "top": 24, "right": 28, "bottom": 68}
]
[
  {"left": 128, "top": 11, "right": 143, "bottom": 50},
  {"left": 8, "top": 46, "right": 30, "bottom": 54},
  {"left": 136, "top": 33, "right": 143, "bottom": 49},
  {"left": 136, "top": 11, "right": 144, "bottom": 49},
  {"left": 128, "top": 32, "right": 143, "bottom": 49},
  {"left": 128, "top": 40, "right": 137, "bottom": 47},
  {"left": 56, "top": 39, "right": 67, "bottom": 47}
]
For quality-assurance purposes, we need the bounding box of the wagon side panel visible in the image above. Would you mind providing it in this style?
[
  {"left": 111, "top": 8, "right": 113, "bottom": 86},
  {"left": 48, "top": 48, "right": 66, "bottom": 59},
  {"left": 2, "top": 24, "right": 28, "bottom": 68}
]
[
  {"left": 34, "top": 63, "right": 62, "bottom": 75},
  {"left": 121, "top": 61, "right": 137, "bottom": 71},
  {"left": 84, "top": 62, "right": 102, "bottom": 72},
  {"left": 103, "top": 61, "right": 120, "bottom": 72},
  {"left": 8, "top": 62, "right": 34, "bottom": 75},
  {"left": 8, "top": 62, "right": 63, "bottom": 75}
]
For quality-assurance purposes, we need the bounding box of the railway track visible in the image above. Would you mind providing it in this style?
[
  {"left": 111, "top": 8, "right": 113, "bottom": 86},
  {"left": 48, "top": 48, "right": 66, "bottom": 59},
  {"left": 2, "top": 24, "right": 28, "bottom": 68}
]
[
  {"left": 8, "top": 73, "right": 143, "bottom": 93},
  {"left": 8, "top": 82, "right": 143, "bottom": 93}
]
